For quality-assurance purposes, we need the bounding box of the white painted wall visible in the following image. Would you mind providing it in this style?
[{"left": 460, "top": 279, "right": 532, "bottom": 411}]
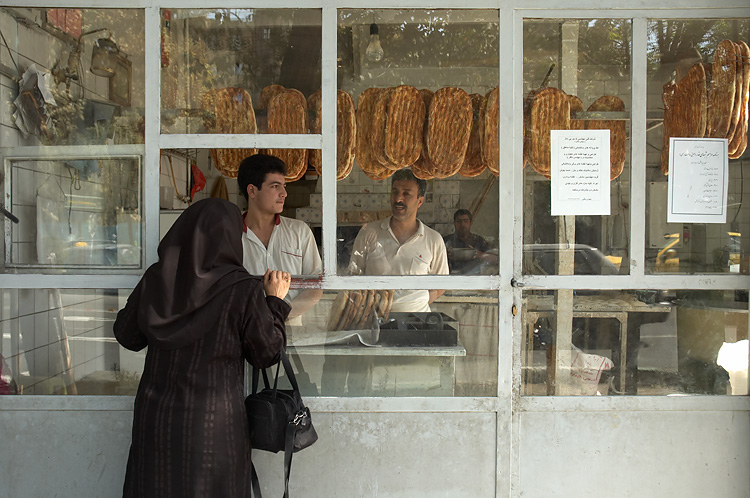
[{"left": 1, "top": 401, "right": 748, "bottom": 497}]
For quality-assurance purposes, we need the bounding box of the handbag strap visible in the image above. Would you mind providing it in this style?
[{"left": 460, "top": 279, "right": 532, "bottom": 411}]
[
  {"left": 251, "top": 358, "right": 282, "bottom": 396},
  {"left": 250, "top": 350, "right": 301, "bottom": 498}
]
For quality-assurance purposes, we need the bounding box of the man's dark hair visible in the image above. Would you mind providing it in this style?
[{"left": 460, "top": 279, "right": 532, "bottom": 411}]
[
  {"left": 454, "top": 209, "right": 473, "bottom": 222},
  {"left": 391, "top": 168, "right": 427, "bottom": 197},
  {"left": 237, "top": 154, "right": 287, "bottom": 200}
]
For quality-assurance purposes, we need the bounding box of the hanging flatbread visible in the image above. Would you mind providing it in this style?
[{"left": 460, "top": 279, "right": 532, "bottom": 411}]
[
  {"left": 337, "top": 90, "right": 357, "bottom": 180},
  {"left": 568, "top": 95, "right": 585, "bottom": 131},
  {"left": 481, "top": 87, "right": 500, "bottom": 176},
  {"left": 259, "top": 84, "right": 285, "bottom": 110},
  {"left": 729, "top": 41, "right": 749, "bottom": 159},
  {"left": 201, "top": 87, "right": 257, "bottom": 178},
  {"left": 726, "top": 41, "right": 744, "bottom": 142},
  {"left": 660, "top": 63, "right": 708, "bottom": 174},
  {"left": 307, "top": 90, "right": 322, "bottom": 174},
  {"left": 585, "top": 96, "right": 627, "bottom": 181},
  {"left": 310, "top": 90, "right": 356, "bottom": 179},
  {"left": 411, "top": 89, "right": 437, "bottom": 180},
  {"left": 356, "top": 88, "right": 395, "bottom": 180},
  {"left": 527, "top": 87, "right": 570, "bottom": 179},
  {"left": 660, "top": 81, "right": 677, "bottom": 175},
  {"left": 427, "top": 87, "right": 473, "bottom": 178},
  {"left": 262, "top": 90, "right": 308, "bottom": 182},
  {"left": 707, "top": 39, "right": 737, "bottom": 138},
  {"left": 385, "top": 85, "right": 425, "bottom": 168},
  {"left": 371, "top": 88, "right": 401, "bottom": 170},
  {"left": 460, "top": 93, "right": 487, "bottom": 177}
]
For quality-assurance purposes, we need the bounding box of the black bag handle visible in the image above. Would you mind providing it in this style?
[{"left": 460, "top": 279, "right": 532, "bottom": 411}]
[{"left": 251, "top": 349, "right": 302, "bottom": 498}]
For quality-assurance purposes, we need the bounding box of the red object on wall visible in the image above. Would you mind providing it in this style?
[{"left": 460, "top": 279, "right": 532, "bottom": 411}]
[{"left": 190, "top": 161, "right": 206, "bottom": 200}]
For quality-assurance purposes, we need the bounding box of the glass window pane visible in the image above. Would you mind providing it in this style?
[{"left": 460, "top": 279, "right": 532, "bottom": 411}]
[
  {"left": 0, "top": 288, "right": 497, "bottom": 397},
  {"left": 523, "top": 19, "right": 632, "bottom": 276},
  {"left": 337, "top": 10, "right": 500, "bottom": 277},
  {"left": 161, "top": 9, "right": 321, "bottom": 134},
  {"left": 646, "top": 19, "right": 750, "bottom": 274},
  {"left": 521, "top": 289, "right": 749, "bottom": 396},
  {"left": 3, "top": 157, "right": 142, "bottom": 272},
  {"left": 159, "top": 148, "right": 323, "bottom": 284},
  {"left": 1, "top": 8, "right": 144, "bottom": 146},
  {"left": 0, "top": 289, "right": 140, "bottom": 395},
  {"left": 286, "top": 289, "right": 497, "bottom": 397}
]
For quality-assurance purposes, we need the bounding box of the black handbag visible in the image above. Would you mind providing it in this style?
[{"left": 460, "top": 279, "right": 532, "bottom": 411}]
[{"left": 246, "top": 350, "right": 317, "bottom": 498}]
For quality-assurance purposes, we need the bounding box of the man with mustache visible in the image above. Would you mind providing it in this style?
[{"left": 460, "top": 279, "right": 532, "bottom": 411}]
[{"left": 348, "top": 168, "right": 448, "bottom": 312}]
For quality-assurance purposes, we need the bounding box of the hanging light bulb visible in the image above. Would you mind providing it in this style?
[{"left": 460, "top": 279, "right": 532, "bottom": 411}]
[{"left": 365, "top": 23, "right": 384, "bottom": 62}]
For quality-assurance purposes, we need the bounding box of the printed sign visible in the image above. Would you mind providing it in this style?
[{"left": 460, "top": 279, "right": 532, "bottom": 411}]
[
  {"left": 667, "top": 138, "right": 728, "bottom": 223},
  {"left": 551, "top": 130, "right": 611, "bottom": 216}
]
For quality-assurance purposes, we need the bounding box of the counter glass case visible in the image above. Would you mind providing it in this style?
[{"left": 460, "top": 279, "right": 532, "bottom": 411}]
[{"left": 285, "top": 289, "right": 497, "bottom": 397}]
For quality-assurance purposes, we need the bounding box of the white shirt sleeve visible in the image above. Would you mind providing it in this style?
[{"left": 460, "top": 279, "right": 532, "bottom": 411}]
[
  {"left": 431, "top": 233, "right": 450, "bottom": 276},
  {"left": 299, "top": 223, "right": 322, "bottom": 275}
]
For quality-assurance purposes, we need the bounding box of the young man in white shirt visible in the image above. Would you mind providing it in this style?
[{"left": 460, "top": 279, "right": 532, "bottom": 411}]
[
  {"left": 237, "top": 154, "right": 322, "bottom": 322},
  {"left": 348, "top": 168, "right": 448, "bottom": 312}
]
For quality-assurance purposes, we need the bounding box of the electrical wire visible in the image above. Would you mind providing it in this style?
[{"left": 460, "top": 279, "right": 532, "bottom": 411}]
[{"left": 0, "top": 28, "right": 21, "bottom": 79}]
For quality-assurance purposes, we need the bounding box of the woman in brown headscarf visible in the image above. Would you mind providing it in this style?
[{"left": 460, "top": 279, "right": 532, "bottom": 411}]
[{"left": 114, "top": 198, "right": 291, "bottom": 498}]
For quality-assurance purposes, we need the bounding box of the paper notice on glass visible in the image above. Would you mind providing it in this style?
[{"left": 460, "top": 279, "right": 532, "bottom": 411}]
[
  {"left": 551, "top": 130, "right": 611, "bottom": 216},
  {"left": 667, "top": 138, "right": 728, "bottom": 223}
]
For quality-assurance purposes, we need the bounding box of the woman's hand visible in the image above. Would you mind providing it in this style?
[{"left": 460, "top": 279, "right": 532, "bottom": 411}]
[{"left": 264, "top": 269, "right": 291, "bottom": 300}]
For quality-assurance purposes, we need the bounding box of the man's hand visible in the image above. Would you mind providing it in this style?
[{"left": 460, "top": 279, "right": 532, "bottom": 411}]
[{"left": 264, "top": 269, "right": 291, "bottom": 300}]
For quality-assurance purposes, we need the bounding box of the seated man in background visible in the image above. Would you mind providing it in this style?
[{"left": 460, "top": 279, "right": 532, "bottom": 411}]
[
  {"left": 348, "top": 168, "right": 449, "bottom": 312},
  {"left": 237, "top": 154, "right": 322, "bottom": 324},
  {"left": 443, "top": 208, "right": 497, "bottom": 274}
]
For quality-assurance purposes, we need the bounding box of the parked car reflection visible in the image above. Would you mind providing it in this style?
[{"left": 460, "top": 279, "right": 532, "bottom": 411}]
[{"left": 523, "top": 243, "right": 621, "bottom": 276}]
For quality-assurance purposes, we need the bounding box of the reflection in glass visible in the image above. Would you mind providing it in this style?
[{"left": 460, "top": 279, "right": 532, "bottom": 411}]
[
  {"left": 0, "top": 289, "right": 140, "bottom": 395},
  {"left": 161, "top": 9, "right": 321, "bottom": 134},
  {"left": 337, "top": 10, "right": 500, "bottom": 275},
  {"left": 3, "top": 158, "right": 142, "bottom": 272},
  {"left": 646, "top": 19, "right": 750, "bottom": 274},
  {"left": 0, "top": 8, "right": 145, "bottom": 146},
  {"left": 522, "top": 289, "right": 749, "bottom": 395},
  {"left": 523, "top": 19, "right": 632, "bottom": 276},
  {"left": 283, "top": 290, "right": 497, "bottom": 397}
]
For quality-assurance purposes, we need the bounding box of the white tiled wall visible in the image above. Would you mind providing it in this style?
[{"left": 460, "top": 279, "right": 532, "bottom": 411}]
[{"left": 0, "top": 289, "right": 124, "bottom": 395}]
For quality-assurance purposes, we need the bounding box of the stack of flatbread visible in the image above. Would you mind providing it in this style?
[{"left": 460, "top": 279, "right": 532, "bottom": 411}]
[
  {"left": 326, "top": 290, "right": 394, "bottom": 332},
  {"left": 260, "top": 85, "right": 308, "bottom": 182},
  {"left": 354, "top": 86, "right": 426, "bottom": 180},
  {"left": 662, "top": 39, "right": 749, "bottom": 174},
  {"left": 354, "top": 86, "right": 494, "bottom": 180},
  {"left": 201, "top": 87, "right": 257, "bottom": 179}
]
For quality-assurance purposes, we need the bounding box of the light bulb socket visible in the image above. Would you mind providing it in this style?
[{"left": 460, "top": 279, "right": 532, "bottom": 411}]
[{"left": 370, "top": 23, "right": 379, "bottom": 36}]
